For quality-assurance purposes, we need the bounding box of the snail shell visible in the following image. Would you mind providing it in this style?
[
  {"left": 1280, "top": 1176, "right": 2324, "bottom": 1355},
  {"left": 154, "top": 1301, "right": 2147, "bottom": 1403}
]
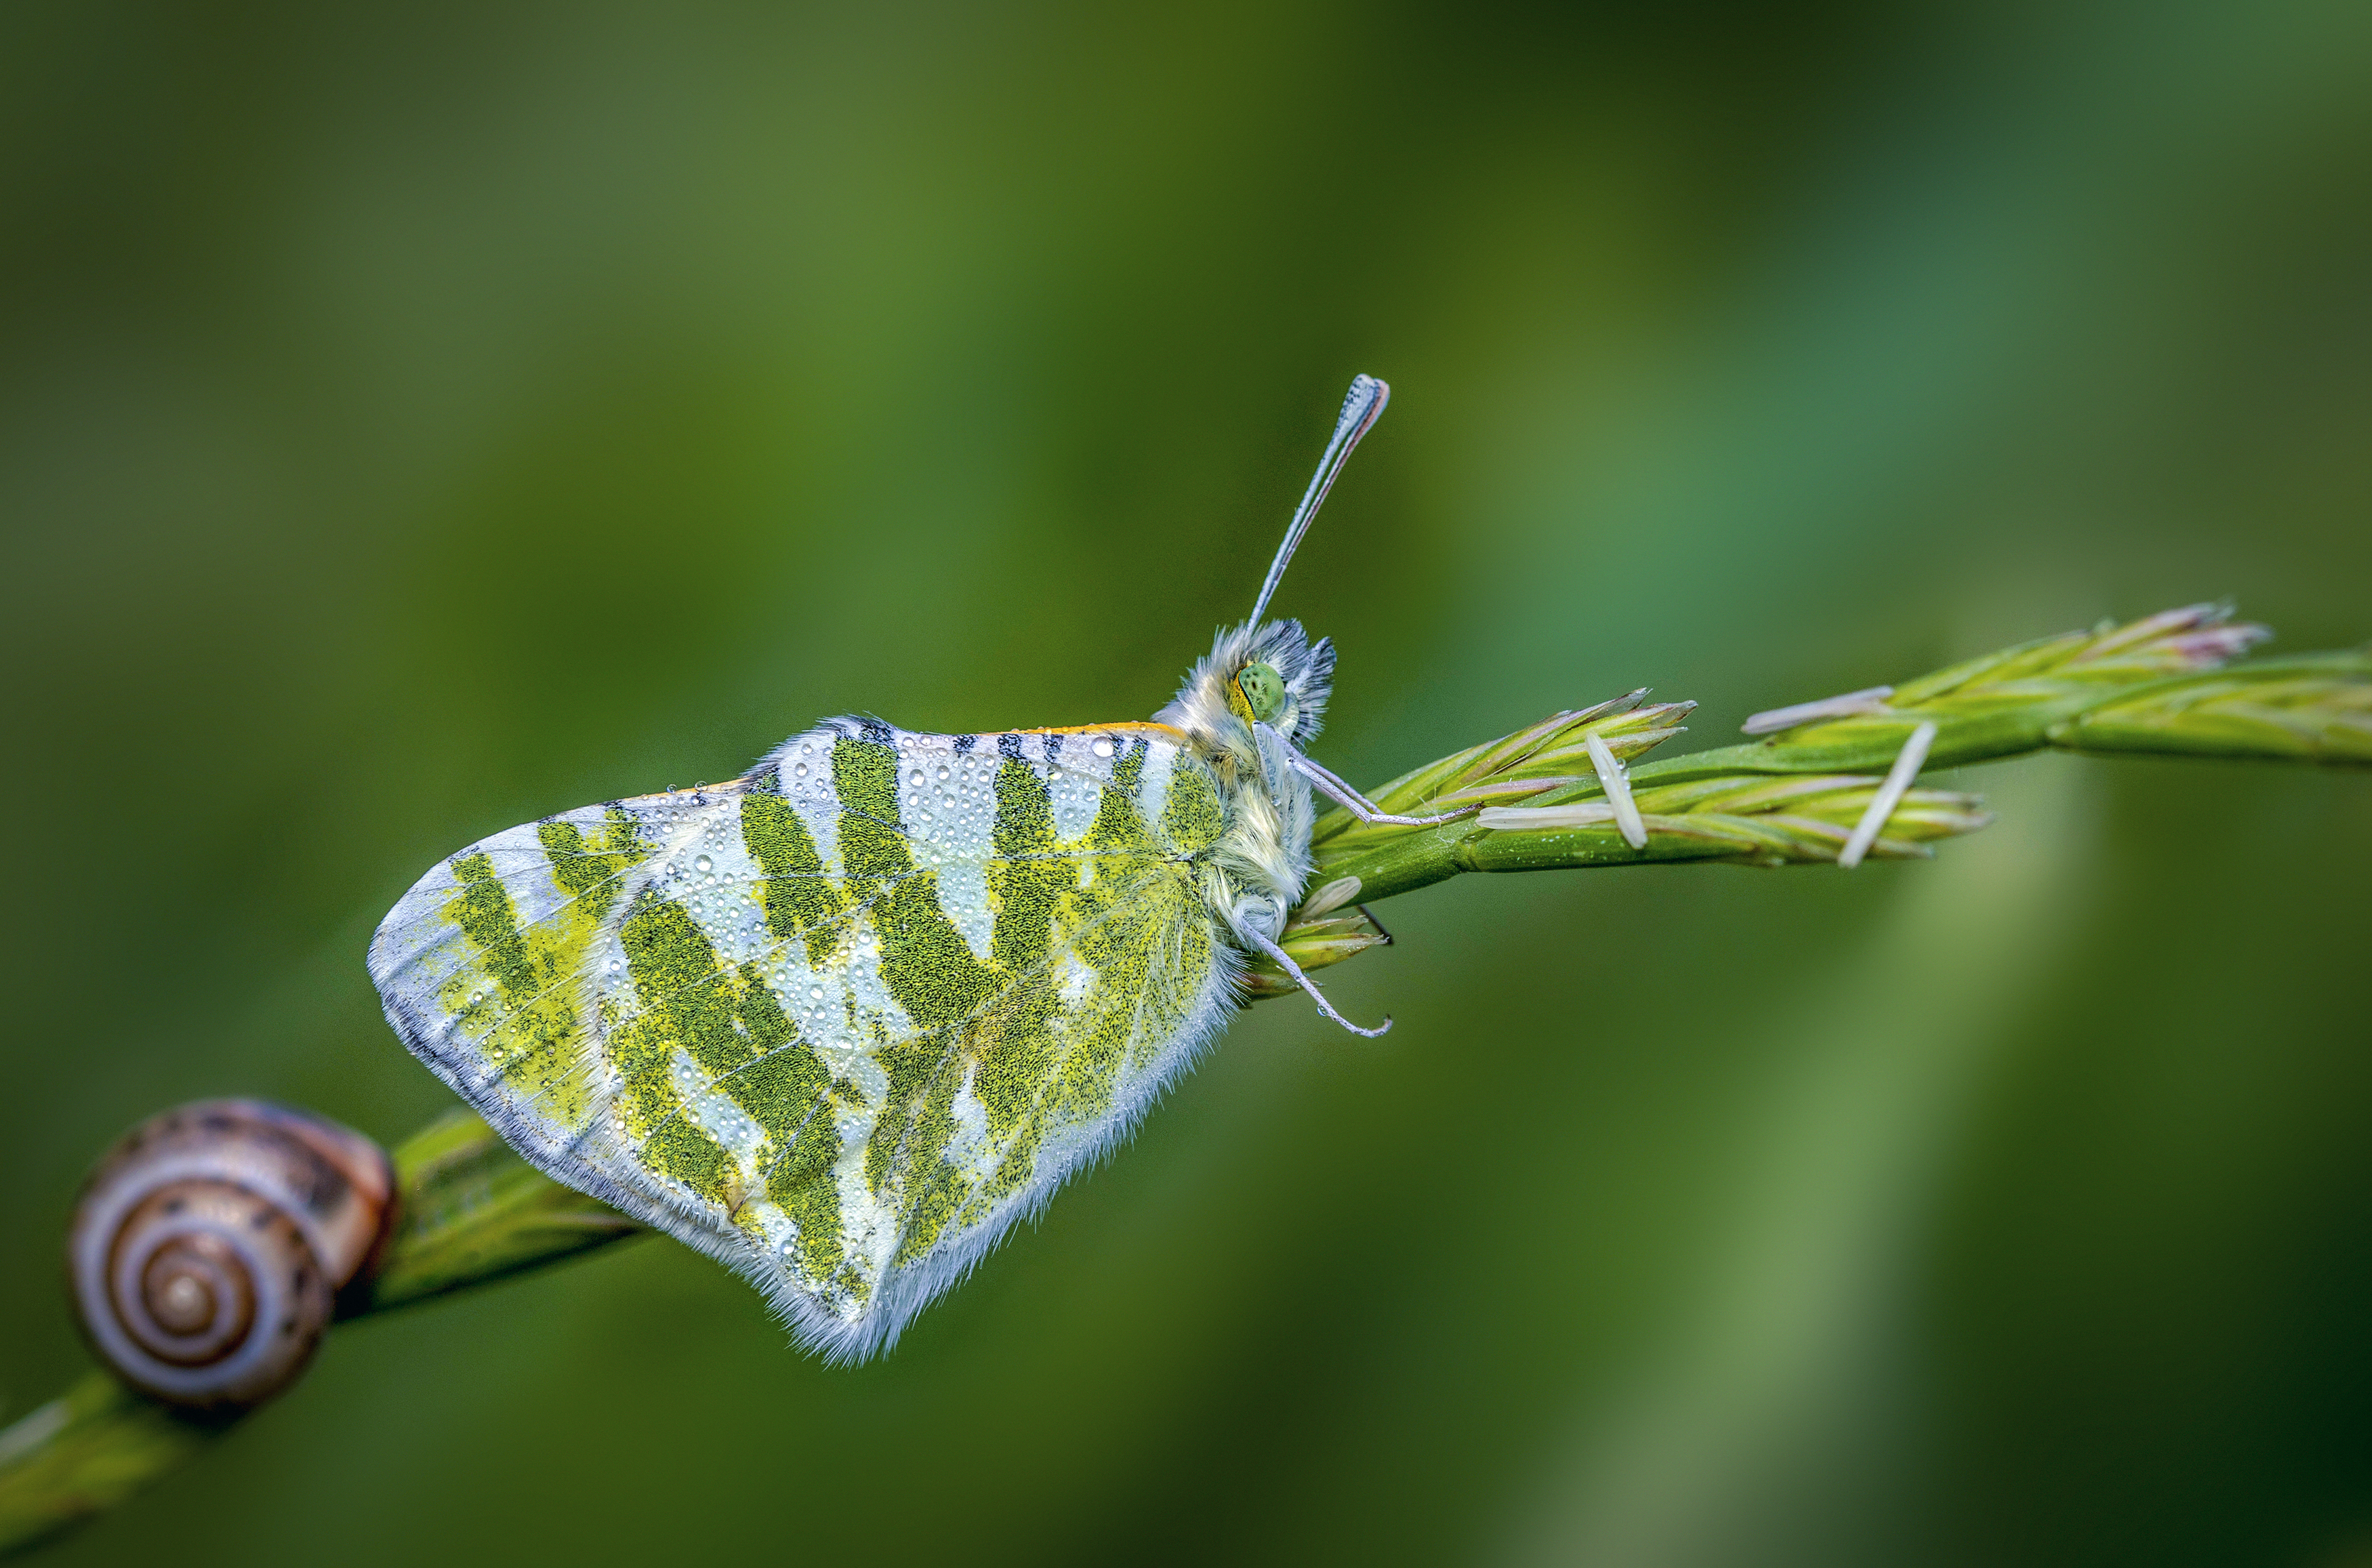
[{"left": 69, "top": 1099, "right": 395, "bottom": 1409}]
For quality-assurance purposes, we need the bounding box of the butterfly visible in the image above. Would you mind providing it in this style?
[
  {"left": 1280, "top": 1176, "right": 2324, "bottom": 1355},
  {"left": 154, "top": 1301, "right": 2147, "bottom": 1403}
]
[{"left": 369, "top": 377, "right": 1478, "bottom": 1361}]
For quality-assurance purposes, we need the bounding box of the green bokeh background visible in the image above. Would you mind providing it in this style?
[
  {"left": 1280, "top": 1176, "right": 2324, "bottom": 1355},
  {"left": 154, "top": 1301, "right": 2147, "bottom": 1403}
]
[{"left": 4, "top": 3, "right": 2369, "bottom": 1563}]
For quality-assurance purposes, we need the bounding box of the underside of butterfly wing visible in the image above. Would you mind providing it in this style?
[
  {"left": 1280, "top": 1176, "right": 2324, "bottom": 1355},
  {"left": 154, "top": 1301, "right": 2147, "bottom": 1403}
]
[{"left": 370, "top": 720, "right": 1242, "bottom": 1360}]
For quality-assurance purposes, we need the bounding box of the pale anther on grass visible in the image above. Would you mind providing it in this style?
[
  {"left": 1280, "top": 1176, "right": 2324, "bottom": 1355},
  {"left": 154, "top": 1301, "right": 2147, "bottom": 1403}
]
[
  {"left": 1431, "top": 775, "right": 1590, "bottom": 807},
  {"left": 1838, "top": 720, "right": 1938, "bottom": 869},
  {"left": 1742, "top": 685, "right": 1896, "bottom": 735},
  {"left": 1475, "top": 801, "right": 1617, "bottom": 831},
  {"left": 1246, "top": 928, "right": 1390, "bottom": 1037},
  {"left": 0, "top": 1401, "right": 69, "bottom": 1468},
  {"left": 1586, "top": 731, "right": 1649, "bottom": 849},
  {"left": 1297, "top": 875, "right": 1363, "bottom": 919}
]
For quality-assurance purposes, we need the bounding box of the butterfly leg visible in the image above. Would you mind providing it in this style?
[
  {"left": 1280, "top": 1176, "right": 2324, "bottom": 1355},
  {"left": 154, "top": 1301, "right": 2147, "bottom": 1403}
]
[
  {"left": 1245, "top": 929, "right": 1392, "bottom": 1037},
  {"left": 1254, "top": 721, "right": 1476, "bottom": 827},
  {"left": 1285, "top": 743, "right": 1480, "bottom": 828}
]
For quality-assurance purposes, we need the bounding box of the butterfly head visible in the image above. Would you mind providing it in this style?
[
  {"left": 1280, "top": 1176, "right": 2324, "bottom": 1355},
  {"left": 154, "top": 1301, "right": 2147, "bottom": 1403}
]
[{"left": 1157, "top": 617, "right": 1335, "bottom": 755}]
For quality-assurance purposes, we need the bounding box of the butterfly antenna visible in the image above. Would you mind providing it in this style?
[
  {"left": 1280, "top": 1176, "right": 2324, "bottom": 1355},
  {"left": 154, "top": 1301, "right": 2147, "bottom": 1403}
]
[{"left": 1246, "top": 373, "right": 1390, "bottom": 626}]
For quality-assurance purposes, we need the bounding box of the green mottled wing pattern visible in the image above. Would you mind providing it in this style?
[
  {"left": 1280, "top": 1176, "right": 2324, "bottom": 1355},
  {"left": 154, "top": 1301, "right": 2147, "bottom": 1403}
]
[{"left": 370, "top": 719, "right": 1240, "bottom": 1360}]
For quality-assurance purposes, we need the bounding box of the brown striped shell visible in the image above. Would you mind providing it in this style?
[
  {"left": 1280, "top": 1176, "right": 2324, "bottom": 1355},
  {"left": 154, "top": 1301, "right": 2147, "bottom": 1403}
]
[{"left": 68, "top": 1100, "right": 394, "bottom": 1409}]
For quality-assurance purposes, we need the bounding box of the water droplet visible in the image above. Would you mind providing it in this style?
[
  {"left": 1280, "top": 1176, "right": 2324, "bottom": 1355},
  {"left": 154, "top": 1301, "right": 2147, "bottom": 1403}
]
[
  {"left": 695, "top": 854, "right": 714, "bottom": 873},
  {"left": 794, "top": 762, "right": 809, "bottom": 778},
  {"left": 937, "top": 767, "right": 950, "bottom": 781},
  {"left": 908, "top": 768, "right": 924, "bottom": 785},
  {"left": 1092, "top": 738, "right": 1114, "bottom": 758},
  {"left": 809, "top": 985, "right": 824, "bottom": 1000}
]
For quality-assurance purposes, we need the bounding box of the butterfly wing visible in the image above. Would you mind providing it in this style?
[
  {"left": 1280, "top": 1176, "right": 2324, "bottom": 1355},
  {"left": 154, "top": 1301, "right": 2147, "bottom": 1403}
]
[{"left": 370, "top": 720, "right": 1241, "bottom": 1361}]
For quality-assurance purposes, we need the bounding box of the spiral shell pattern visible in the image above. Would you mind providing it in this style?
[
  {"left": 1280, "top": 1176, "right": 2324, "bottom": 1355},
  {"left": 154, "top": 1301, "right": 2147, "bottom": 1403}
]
[{"left": 70, "top": 1100, "right": 394, "bottom": 1409}]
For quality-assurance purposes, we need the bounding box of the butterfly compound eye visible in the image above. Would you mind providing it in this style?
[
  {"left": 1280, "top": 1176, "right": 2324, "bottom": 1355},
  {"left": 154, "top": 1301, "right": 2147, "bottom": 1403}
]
[{"left": 1235, "top": 662, "right": 1287, "bottom": 724}]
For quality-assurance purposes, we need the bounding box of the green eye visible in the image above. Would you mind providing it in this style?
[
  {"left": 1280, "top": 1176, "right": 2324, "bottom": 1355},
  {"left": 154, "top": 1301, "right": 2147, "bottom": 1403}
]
[{"left": 1235, "top": 662, "right": 1286, "bottom": 723}]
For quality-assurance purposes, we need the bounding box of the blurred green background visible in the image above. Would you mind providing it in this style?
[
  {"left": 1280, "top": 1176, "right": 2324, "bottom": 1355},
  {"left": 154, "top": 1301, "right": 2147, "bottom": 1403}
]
[{"left": 4, "top": 2, "right": 2369, "bottom": 1563}]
